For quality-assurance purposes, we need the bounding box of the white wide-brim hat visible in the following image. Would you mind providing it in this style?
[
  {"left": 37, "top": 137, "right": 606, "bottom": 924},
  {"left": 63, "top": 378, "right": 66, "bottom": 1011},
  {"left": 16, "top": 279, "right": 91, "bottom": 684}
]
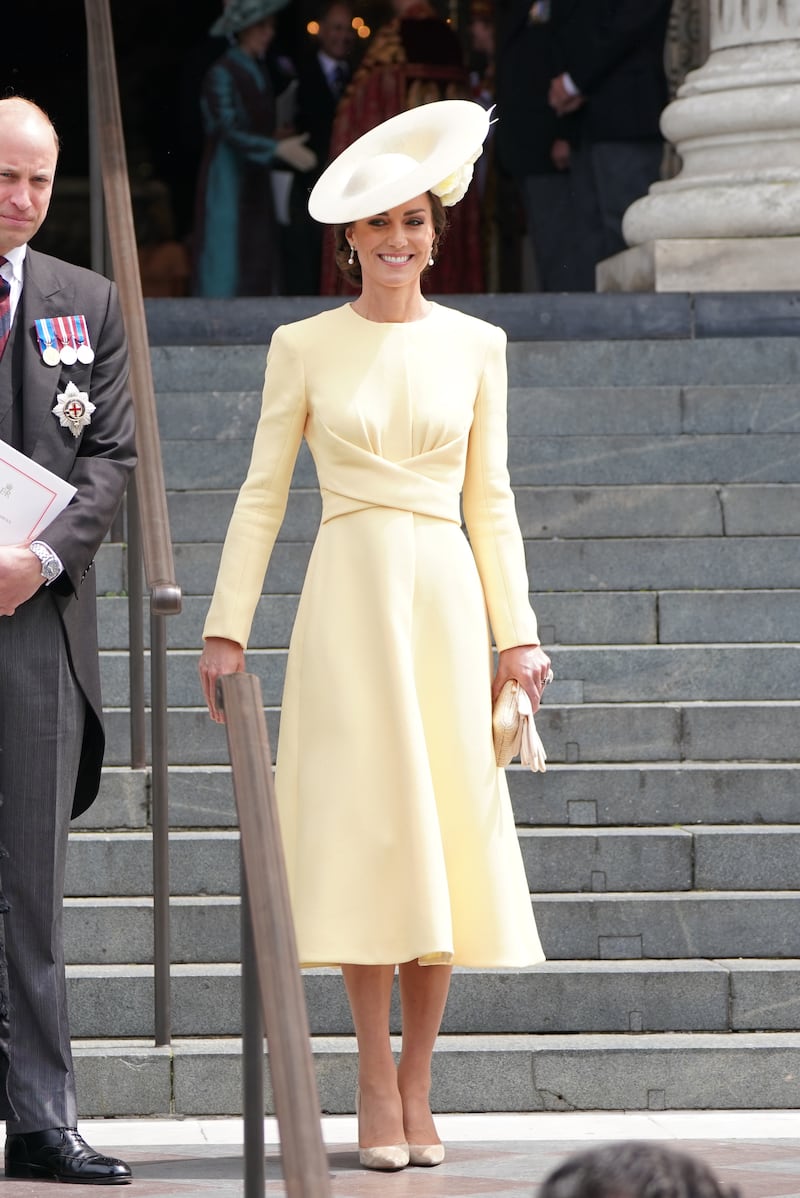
[{"left": 308, "top": 99, "right": 492, "bottom": 225}]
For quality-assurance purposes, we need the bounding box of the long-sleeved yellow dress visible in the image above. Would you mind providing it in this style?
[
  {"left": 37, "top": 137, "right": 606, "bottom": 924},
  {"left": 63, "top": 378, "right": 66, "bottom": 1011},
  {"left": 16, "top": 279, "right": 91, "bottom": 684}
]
[{"left": 204, "top": 302, "right": 545, "bottom": 968}]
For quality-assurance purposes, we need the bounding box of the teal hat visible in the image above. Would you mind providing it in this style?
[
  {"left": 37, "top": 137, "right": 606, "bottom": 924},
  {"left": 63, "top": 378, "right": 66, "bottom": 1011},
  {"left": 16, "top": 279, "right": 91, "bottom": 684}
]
[{"left": 210, "top": 0, "right": 288, "bottom": 36}]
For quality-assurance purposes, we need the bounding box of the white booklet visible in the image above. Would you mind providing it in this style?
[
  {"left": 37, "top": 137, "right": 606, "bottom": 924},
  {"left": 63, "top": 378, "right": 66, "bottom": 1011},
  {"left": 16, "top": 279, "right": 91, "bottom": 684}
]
[{"left": 0, "top": 439, "right": 77, "bottom": 546}]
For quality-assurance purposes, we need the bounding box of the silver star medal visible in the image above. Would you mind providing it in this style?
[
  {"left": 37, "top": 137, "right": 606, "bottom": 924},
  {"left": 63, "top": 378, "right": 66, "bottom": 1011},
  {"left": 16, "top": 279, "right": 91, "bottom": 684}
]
[{"left": 53, "top": 381, "right": 96, "bottom": 437}]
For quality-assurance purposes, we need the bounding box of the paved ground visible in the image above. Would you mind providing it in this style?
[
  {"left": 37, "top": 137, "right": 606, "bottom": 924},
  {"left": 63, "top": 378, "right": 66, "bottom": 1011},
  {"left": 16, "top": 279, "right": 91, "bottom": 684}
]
[{"left": 2, "top": 1112, "right": 799, "bottom": 1196}]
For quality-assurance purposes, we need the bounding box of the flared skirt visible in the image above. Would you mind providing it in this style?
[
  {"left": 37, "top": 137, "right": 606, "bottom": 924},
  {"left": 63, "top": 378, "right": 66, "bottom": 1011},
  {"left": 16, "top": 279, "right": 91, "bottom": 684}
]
[{"left": 274, "top": 507, "right": 544, "bottom": 968}]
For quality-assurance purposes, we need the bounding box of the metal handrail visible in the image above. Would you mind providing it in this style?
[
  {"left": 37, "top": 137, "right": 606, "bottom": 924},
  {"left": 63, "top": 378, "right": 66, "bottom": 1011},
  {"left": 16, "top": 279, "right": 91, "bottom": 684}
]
[
  {"left": 219, "top": 673, "right": 332, "bottom": 1198},
  {"left": 84, "top": 0, "right": 181, "bottom": 1046}
]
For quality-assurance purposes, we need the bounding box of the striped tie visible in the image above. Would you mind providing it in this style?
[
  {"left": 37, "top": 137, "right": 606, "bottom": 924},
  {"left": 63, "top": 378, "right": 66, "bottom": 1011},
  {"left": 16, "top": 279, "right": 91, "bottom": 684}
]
[{"left": 0, "top": 257, "right": 11, "bottom": 360}]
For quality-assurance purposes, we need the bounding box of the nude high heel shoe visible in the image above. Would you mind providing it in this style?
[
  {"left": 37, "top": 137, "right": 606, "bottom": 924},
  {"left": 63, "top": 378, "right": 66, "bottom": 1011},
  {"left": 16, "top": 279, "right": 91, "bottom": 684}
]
[
  {"left": 408, "top": 1142, "right": 445, "bottom": 1167},
  {"left": 355, "top": 1090, "right": 409, "bottom": 1171}
]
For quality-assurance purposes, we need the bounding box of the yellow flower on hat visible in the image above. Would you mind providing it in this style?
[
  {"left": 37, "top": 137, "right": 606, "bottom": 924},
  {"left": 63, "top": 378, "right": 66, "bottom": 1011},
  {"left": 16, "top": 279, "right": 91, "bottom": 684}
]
[
  {"left": 431, "top": 147, "right": 482, "bottom": 207},
  {"left": 431, "top": 163, "right": 474, "bottom": 207}
]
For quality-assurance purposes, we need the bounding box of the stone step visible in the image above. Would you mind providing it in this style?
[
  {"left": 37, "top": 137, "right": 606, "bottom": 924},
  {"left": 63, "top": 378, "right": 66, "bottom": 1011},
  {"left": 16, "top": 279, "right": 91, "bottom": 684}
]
[
  {"left": 152, "top": 382, "right": 800, "bottom": 441},
  {"left": 161, "top": 484, "right": 800, "bottom": 543},
  {"left": 541, "top": 645, "right": 800, "bottom": 704},
  {"left": 657, "top": 590, "right": 800, "bottom": 644},
  {"left": 522, "top": 827, "right": 799, "bottom": 894},
  {"left": 158, "top": 432, "right": 800, "bottom": 491},
  {"left": 150, "top": 338, "right": 800, "bottom": 394},
  {"left": 63, "top": 896, "right": 241, "bottom": 964},
  {"left": 94, "top": 535, "right": 800, "bottom": 596},
  {"left": 675, "top": 383, "right": 800, "bottom": 435},
  {"left": 96, "top": 590, "right": 800, "bottom": 649},
  {"left": 64, "top": 959, "right": 800, "bottom": 1039},
  {"left": 142, "top": 292, "right": 800, "bottom": 347},
  {"left": 161, "top": 439, "right": 305, "bottom": 491},
  {"left": 95, "top": 544, "right": 125, "bottom": 596},
  {"left": 505, "top": 383, "right": 800, "bottom": 437},
  {"left": 516, "top": 484, "right": 800, "bottom": 538},
  {"left": 61, "top": 891, "right": 800, "bottom": 965},
  {"left": 98, "top": 701, "right": 800, "bottom": 768},
  {"left": 76, "top": 762, "right": 800, "bottom": 833},
  {"left": 167, "top": 489, "right": 318, "bottom": 542},
  {"left": 533, "top": 893, "right": 800, "bottom": 961},
  {"left": 511, "top": 764, "right": 800, "bottom": 829},
  {"left": 524, "top": 537, "right": 800, "bottom": 591},
  {"left": 64, "top": 826, "right": 800, "bottom": 899},
  {"left": 97, "top": 644, "right": 800, "bottom": 708},
  {"left": 507, "top": 337, "right": 800, "bottom": 389},
  {"left": 152, "top": 345, "right": 269, "bottom": 394},
  {"left": 65, "top": 831, "right": 241, "bottom": 897},
  {"left": 72, "top": 1030, "right": 800, "bottom": 1117},
  {"left": 507, "top": 435, "right": 800, "bottom": 485},
  {"left": 76, "top": 768, "right": 151, "bottom": 830},
  {"left": 519, "top": 486, "right": 724, "bottom": 539},
  {"left": 155, "top": 391, "right": 262, "bottom": 441}
]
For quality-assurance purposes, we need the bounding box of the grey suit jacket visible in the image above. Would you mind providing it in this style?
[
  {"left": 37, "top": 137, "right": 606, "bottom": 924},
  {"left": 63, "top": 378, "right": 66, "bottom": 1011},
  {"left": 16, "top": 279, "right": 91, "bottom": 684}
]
[{"left": 0, "top": 249, "right": 137, "bottom": 817}]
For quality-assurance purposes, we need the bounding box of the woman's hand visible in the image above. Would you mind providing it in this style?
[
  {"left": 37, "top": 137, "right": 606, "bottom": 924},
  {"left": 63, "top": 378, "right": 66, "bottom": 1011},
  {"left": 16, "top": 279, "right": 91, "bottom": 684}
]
[
  {"left": 198, "top": 636, "right": 245, "bottom": 723},
  {"left": 492, "top": 643, "right": 552, "bottom": 713}
]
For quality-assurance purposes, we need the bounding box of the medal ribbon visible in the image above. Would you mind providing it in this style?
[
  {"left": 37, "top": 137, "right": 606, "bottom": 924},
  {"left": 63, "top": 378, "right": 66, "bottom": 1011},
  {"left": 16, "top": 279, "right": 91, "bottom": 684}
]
[
  {"left": 56, "top": 315, "right": 76, "bottom": 354},
  {"left": 75, "top": 314, "right": 93, "bottom": 356},
  {"left": 34, "top": 317, "right": 59, "bottom": 358},
  {"left": 35, "top": 315, "right": 92, "bottom": 363}
]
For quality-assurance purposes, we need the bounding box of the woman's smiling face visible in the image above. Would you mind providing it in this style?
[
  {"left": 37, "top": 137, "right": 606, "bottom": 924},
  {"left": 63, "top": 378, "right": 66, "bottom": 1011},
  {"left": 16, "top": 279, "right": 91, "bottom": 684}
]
[{"left": 346, "top": 193, "right": 435, "bottom": 291}]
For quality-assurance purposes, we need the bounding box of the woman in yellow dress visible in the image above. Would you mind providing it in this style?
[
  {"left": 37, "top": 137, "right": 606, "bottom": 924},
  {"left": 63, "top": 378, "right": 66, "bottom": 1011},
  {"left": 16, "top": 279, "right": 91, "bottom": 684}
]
[{"left": 199, "top": 100, "right": 551, "bottom": 1172}]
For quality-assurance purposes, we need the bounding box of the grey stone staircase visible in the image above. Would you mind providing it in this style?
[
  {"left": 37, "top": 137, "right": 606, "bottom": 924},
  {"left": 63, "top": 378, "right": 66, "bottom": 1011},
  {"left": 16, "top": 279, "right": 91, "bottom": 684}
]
[{"left": 69, "top": 293, "right": 800, "bottom": 1115}]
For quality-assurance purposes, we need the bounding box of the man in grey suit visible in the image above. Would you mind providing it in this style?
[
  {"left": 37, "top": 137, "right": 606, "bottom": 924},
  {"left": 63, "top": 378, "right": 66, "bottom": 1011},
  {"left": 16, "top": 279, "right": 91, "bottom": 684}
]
[
  {"left": 548, "top": 0, "right": 672, "bottom": 283},
  {"left": 0, "top": 97, "right": 135, "bottom": 1183}
]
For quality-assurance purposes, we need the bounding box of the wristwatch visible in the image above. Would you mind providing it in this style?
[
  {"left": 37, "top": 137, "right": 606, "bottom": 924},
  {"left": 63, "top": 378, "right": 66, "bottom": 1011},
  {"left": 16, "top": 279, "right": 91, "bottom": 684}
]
[{"left": 29, "top": 540, "right": 63, "bottom": 585}]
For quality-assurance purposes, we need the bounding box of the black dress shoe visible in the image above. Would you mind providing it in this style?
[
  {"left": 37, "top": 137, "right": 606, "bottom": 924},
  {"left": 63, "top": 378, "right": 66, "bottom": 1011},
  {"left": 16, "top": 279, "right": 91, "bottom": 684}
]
[{"left": 5, "top": 1127, "right": 132, "bottom": 1184}]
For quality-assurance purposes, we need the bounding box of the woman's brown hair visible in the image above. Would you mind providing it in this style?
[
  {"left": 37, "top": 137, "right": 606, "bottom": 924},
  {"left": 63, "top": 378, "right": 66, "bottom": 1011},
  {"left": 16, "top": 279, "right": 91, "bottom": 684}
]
[{"left": 333, "top": 192, "right": 448, "bottom": 288}]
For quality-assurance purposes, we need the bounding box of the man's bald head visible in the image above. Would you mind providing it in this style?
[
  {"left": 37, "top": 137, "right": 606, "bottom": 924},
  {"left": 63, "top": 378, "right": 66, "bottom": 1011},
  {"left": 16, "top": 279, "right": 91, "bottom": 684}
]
[
  {"left": 0, "top": 97, "right": 59, "bottom": 255},
  {"left": 0, "top": 97, "right": 59, "bottom": 152}
]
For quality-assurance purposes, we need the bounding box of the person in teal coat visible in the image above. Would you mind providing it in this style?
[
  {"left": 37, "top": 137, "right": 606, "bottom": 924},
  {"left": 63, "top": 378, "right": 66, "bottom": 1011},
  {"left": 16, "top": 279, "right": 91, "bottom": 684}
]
[{"left": 193, "top": 0, "right": 317, "bottom": 297}]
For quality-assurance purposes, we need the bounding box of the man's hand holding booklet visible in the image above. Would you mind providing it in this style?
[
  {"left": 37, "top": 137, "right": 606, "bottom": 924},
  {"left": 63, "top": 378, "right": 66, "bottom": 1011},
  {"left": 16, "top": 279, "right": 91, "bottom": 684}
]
[{"left": 0, "top": 439, "right": 77, "bottom": 545}]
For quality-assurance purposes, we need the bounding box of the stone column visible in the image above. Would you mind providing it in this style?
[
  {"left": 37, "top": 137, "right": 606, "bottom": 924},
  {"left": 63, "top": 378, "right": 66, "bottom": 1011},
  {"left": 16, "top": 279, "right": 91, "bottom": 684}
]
[{"left": 597, "top": 0, "right": 800, "bottom": 292}]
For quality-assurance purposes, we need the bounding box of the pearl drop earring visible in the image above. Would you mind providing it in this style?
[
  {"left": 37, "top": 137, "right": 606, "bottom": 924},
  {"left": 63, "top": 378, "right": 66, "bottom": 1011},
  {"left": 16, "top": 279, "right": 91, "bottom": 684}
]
[
  {"left": 428, "top": 253, "right": 435, "bottom": 267},
  {"left": 348, "top": 244, "right": 355, "bottom": 265}
]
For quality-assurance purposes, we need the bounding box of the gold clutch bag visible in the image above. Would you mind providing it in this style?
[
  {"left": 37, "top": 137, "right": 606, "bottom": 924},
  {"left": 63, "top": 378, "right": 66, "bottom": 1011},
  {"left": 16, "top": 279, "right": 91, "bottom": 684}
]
[{"left": 492, "top": 678, "right": 547, "bottom": 772}]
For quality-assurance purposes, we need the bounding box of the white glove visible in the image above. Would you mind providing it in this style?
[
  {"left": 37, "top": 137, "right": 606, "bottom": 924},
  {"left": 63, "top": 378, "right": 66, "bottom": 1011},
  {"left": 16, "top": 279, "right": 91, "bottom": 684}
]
[{"left": 274, "top": 133, "right": 317, "bottom": 172}]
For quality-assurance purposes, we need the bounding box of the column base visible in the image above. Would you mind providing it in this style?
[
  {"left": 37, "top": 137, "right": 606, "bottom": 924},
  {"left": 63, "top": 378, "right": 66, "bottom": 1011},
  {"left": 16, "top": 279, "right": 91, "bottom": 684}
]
[{"left": 596, "top": 237, "right": 800, "bottom": 293}]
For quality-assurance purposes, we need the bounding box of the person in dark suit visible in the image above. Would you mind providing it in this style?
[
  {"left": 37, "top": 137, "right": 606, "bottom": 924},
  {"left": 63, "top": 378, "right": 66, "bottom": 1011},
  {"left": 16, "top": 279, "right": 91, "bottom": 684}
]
[
  {"left": 548, "top": 0, "right": 672, "bottom": 283},
  {"left": 0, "top": 96, "right": 136, "bottom": 1184},
  {"left": 495, "top": 0, "right": 585, "bottom": 291},
  {"left": 284, "top": 0, "right": 355, "bottom": 294}
]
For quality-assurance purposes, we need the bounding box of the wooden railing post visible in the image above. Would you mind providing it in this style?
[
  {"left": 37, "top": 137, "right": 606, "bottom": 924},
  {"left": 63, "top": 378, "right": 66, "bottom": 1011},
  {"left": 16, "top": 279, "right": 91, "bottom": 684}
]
[
  {"left": 241, "top": 868, "right": 266, "bottom": 1198},
  {"left": 218, "top": 673, "right": 331, "bottom": 1198},
  {"left": 84, "top": 0, "right": 182, "bottom": 1047}
]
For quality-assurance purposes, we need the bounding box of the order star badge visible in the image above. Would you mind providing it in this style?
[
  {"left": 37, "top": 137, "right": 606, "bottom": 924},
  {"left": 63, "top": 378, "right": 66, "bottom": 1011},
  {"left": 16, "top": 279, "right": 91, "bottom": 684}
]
[{"left": 53, "top": 381, "right": 96, "bottom": 437}]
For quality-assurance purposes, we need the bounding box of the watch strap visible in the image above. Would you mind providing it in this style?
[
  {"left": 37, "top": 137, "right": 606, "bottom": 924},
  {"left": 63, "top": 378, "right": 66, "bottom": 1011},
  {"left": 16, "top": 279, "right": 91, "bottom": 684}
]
[{"left": 29, "top": 540, "right": 64, "bottom": 585}]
